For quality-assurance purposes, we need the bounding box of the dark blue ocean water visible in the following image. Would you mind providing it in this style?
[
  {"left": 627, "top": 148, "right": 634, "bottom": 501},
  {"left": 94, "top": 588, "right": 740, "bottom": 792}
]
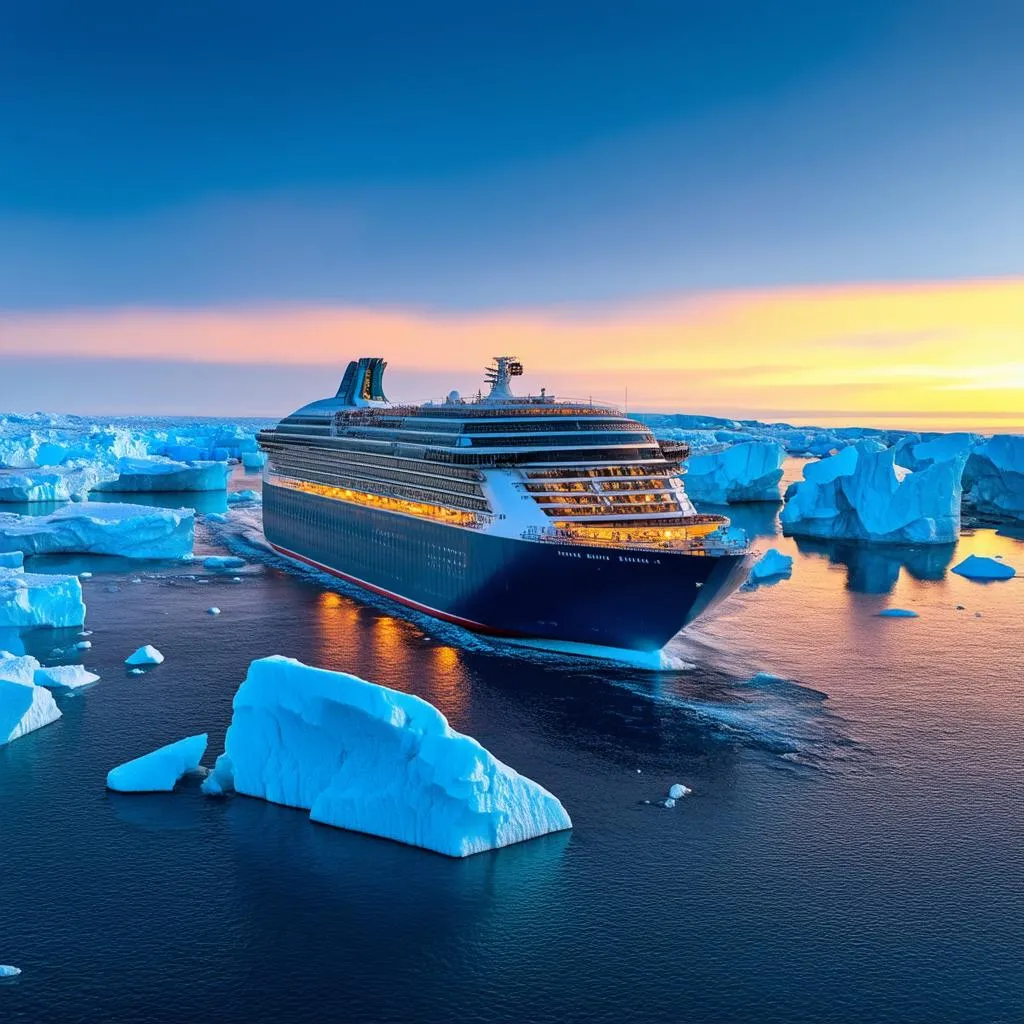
[{"left": 2, "top": 465, "right": 1023, "bottom": 1023}]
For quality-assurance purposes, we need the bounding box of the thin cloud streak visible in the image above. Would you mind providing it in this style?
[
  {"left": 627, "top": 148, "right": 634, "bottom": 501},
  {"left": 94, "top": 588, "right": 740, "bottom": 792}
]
[{"left": 2, "top": 277, "right": 1022, "bottom": 429}]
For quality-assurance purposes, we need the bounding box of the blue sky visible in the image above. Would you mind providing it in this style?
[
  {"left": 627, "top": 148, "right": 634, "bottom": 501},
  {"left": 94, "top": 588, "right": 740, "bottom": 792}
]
[
  {"left": 4, "top": 0, "right": 1022, "bottom": 310},
  {"left": 1, "top": 1, "right": 1022, "bottom": 417}
]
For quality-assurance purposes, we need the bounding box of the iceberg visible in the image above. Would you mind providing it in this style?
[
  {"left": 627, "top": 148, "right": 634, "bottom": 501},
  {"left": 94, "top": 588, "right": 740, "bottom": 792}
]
[
  {"left": 0, "top": 503, "right": 194, "bottom": 560},
  {"left": 878, "top": 608, "right": 919, "bottom": 618},
  {"left": 668, "top": 783, "right": 692, "bottom": 799},
  {"left": 683, "top": 440, "right": 785, "bottom": 503},
  {"left": 0, "top": 566, "right": 86, "bottom": 628},
  {"left": 781, "top": 440, "right": 965, "bottom": 544},
  {"left": 206, "top": 656, "right": 572, "bottom": 857},
  {"left": 93, "top": 456, "right": 230, "bottom": 493},
  {"left": 895, "top": 432, "right": 981, "bottom": 472},
  {"left": 951, "top": 555, "right": 1016, "bottom": 580},
  {"left": 241, "top": 452, "right": 267, "bottom": 469},
  {"left": 747, "top": 548, "right": 793, "bottom": 583},
  {"left": 0, "top": 965, "right": 21, "bottom": 978},
  {"left": 0, "top": 551, "right": 23, "bottom": 569},
  {"left": 106, "top": 734, "right": 208, "bottom": 792},
  {"left": 34, "top": 664, "right": 101, "bottom": 689},
  {"left": 125, "top": 645, "right": 164, "bottom": 666},
  {"left": 963, "top": 435, "right": 1024, "bottom": 522},
  {"left": 0, "top": 652, "right": 62, "bottom": 745},
  {"left": 0, "top": 464, "right": 113, "bottom": 503}
]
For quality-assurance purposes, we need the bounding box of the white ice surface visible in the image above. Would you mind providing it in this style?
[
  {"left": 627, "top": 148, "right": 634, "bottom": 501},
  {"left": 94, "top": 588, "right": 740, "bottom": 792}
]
[
  {"left": 0, "top": 566, "right": 86, "bottom": 628},
  {"left": 0, "top": 652, "right": 62, "bottom": 745},
  {"left": 206, "top": 656, "right": 572, "bottom": 857},
  {"left": 106, "top": 734, "right": 208, "bottom": 792},
  {"left": 0, "top": 502, "right": 194, "bottom": 560}
]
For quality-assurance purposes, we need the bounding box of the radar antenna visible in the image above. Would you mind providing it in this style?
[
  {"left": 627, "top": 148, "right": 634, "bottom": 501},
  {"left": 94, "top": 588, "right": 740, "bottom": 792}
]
[{"left": 483, "top": 356, "right": 523, "bottom": 400}]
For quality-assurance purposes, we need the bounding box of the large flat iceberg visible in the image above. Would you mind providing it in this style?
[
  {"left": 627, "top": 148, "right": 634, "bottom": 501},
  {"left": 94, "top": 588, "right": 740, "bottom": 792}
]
[
  {"left": 0, "top": 566, "right": 86, "bottom": 628},
  {"left": 781, "top": 440, "right": 965, "bottom": 544},
  {"left": 0, "top": 652, "right": 62, "bottom": 745},
  {"left": 963, "top": 435, "right": 1024, "bottom": 522},
  {"left": 206, "top": 656, "right": 572, "bottom": 857},
  {"left": 106, "top": 734, "right": 208, "bottom": 792},
  {"left": 0, "top": 464, "right": 112, "bottom": 503},
  {"left": 0, "top": 503, "right": 194, "bottom": 560},
  {"left": 93, "top": 456, "right": 230, "bottom": 493},
  {"left": 683, "top": 440, "right": 785, "bottom": 503}
]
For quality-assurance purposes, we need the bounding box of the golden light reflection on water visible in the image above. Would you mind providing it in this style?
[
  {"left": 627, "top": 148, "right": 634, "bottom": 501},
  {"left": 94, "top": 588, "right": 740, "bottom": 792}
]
[{"left": 310, "top": 589, "right": 468, "bottom": 719}]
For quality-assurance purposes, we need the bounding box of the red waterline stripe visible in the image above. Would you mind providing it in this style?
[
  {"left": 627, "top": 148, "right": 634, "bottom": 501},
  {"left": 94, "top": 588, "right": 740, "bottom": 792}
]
[{"left": 267, "top": 542, "right": 529, "bottom": 639}]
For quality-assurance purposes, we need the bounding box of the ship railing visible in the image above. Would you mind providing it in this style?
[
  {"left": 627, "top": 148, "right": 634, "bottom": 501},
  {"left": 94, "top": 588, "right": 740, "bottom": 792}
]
[{"left": 520, "top": 525, "right": 749, "bottom": 555}]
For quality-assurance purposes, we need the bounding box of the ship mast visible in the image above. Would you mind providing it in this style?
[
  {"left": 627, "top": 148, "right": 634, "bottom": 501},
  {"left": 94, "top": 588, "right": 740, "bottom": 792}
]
[{"left": 483, "top": 356, "right": 523, "bottom": 401}]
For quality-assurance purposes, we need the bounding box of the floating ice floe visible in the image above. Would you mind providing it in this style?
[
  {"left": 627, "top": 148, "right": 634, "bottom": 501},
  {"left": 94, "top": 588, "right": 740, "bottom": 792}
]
[
  {"left": 746, "top": 548, "right": 793, "bottom": 585},
  {"left": 781, "top": 440, "right": 965, "bottom": 544},
  {"left": 203, "top": 555, "right": 246, "bottom": 570},
  {"left": 226, "top": 489, "right": 261, "bottom": 505},
  {"left": 0, "top": 464, "right": 113, "bottom": 503},
  {"left": 951, "top": 555, "right": 1016, "bottom": 580},
  {"left": 0, "top": 566, "right": 86, "bottom": 628},
  {"left": 34, "top": 664, "right": 101, "bottom": 689},
  {"left": 0, "top": 965, "right": 21, "bottom": 978},
  {"left": 963, "top": 435, "right": 1024, "bottom": 522},
  {"left": 0, "top": 652, "right": 62, "bottom": 745},
  {"left": 668, "top": 783, "right": 692, "bottom": 799},
  {"left": 241, "top": 452, "right": 267, "bottom": 469},
  {"left": 206, "top": 607, "right": 221, "bottom": 615},
  {"left": 203, "top": 656, "right": 572, "bottom": 857},
  {"left": 0, "top": 502, "right": 194, "bottom": 560},
  {"left": 106, "top": 734, "right": 208, "bottom": 792},
  {"left": 878, "top": 608, "right": 919, "bottom": 618},
  {"left": 93, "top": 456, "right": 230, "bottom": 493},
  {"left": 125, "top": 645, "right": 164, "bottom": 666},
  {"left": 683, "top": 440, "right": 785, "bottom": 503}
]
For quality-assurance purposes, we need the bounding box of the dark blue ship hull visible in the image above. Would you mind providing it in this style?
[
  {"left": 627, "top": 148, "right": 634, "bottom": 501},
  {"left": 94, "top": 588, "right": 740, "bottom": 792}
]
[{"left": 262, "top": 482, "right": 749, "bottom": 652}]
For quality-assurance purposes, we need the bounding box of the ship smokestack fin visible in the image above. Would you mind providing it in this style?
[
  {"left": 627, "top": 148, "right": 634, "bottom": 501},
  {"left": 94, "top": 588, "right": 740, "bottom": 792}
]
[{"left": 336, "top": 357, "right": 390, "bottom": 407}]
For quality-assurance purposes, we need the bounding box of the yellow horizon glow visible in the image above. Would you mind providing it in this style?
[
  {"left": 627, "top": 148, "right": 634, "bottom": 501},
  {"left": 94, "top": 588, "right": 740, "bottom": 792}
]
[{"left": 2, "top": 277, "right": 1022, "bottom": 431}]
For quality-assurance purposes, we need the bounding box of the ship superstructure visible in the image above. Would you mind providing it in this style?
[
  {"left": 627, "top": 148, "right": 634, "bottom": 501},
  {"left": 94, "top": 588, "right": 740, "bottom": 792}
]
[{"left": 258, "top": 357, "right": 750, "bottom": 652}]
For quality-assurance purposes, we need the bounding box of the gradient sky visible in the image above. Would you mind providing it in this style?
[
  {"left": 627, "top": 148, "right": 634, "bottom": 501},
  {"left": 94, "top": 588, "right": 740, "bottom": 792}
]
[{"left": 2, "top": 1, "right": 1022, "bottom": 425}]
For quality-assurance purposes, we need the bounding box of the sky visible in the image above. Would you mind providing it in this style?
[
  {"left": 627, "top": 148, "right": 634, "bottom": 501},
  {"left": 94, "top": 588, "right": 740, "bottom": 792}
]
[{"left": 1, "top": 0, "right": 1022, "bottom": 426}]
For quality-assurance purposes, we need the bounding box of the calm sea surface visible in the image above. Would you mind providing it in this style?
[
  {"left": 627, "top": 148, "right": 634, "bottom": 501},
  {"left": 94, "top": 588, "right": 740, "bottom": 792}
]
[{"left": 2, "top": 463, "right": 1023, "bottom": 1023}]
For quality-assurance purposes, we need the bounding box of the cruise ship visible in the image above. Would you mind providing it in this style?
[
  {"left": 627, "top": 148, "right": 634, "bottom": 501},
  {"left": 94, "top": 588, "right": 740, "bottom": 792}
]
[{"left": 257, "top": 357, "right": 751, "bottom": 653}]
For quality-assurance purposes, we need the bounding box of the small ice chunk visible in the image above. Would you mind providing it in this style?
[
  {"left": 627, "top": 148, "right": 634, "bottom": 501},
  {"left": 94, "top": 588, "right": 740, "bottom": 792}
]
[
  {"left": 662, "top": 797, "right": 676, "bottom": 808},
  {"left": 34, "top": 665, "right": 101, "bottom": 690},
  {"left": 125, "top": 645, "right": 164, "bottom": 666},
  {"left": 0, "top": 965, "right": 21, "bottom": 978},
  {"left": 207, "top": 607, "right": 221, "bottom": 615},
  {"left": 106, "top": 734, "right": 208, "bottom": 792},
  {"left": 129, "top": 668, "right": 145, "bottom": 676},
  {"left": 203, "top": 555, "right": 245, "bottom": 570},
  {"left": 878, "top": 608, "right": 919, "bottom": 618},
  {"left": 75, "top": 640, "right": 92, "bottom": 650},
  {"left": 747, "top": 548, "right": 794, "bottom": 584},
  {"left": 668, "top": 783, "right": 692, "bottom": 799},
  {"left": 951, "top": 555, "right": 1016, "bottom": 580},
  {"left": 79, "top": 571, "right": 92, "bottom": 578},
  {"left": 200, "top": 753, "right": 235, "bottom": 796}
]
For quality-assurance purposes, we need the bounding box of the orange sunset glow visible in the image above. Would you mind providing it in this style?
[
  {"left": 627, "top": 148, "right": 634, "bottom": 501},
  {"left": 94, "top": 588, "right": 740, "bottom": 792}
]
[{"left": 4, "top": 277, "right": 1022, "bottom": 430}]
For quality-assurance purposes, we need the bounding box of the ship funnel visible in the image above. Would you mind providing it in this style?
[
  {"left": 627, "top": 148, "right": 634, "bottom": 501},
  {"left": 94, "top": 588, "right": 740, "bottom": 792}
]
[{"left": 336, "top": 357, "right": 390, "bottom": 407}]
